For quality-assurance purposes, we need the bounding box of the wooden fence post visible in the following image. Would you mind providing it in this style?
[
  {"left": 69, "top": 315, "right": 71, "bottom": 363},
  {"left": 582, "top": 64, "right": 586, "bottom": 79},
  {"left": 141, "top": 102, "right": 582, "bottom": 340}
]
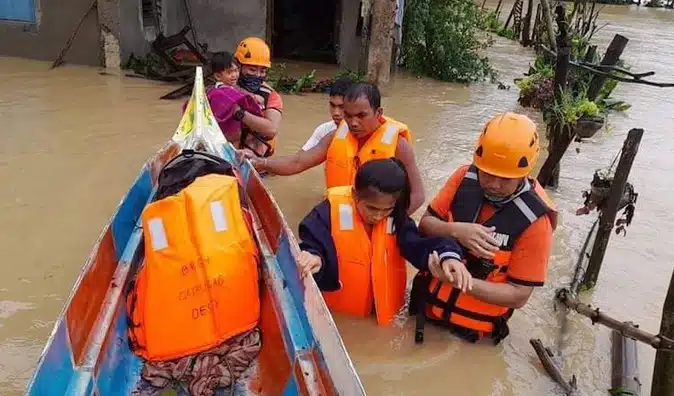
[
  {"left": 521, "top": 0, "right": 534, "bottom": 46},
  {"left": 532, "top": 3, "right": 541, "bottom": 45},
  {"left": 652, "top": 268, "right": 674, "bottom": 396},
  {"left": 537, "top": 4, "right": 570, "bottom": 188},
  {"left": 495, "top": 0, "right": 504, "bottom": 18},
  {"left": 587, "top": 34, "right": 629, "bottom": 100},
  {"left": 504, "top": 2, "right": 516, "bottom": 31},
  {"left": 537, "top": 33, "right": 631, "bottom": 188},
  {"left": 584, "top": 45, "right": 597, "bottom": 63},
  {"left": 539, "top": 0, "right": 556, "bottom": 51},
  {"left": 582, "top": 128, "right": 644, "bottom": 288}
]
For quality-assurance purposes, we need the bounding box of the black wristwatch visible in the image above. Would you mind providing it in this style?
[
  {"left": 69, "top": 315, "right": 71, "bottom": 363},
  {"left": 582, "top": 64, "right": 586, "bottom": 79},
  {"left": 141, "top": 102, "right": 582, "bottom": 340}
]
[{"left": 233, "top": 107, "right": 246, "bottom": 121}]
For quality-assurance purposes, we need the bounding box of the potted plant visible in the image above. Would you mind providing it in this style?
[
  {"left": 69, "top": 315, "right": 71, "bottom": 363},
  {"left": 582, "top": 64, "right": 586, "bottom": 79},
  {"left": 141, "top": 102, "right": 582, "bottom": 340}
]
[
  {"left": 550, "top": 91, "right": 605, "bottom": 139},
  {"left": 573, "top": 98, "right": 604, "bottom": 139},
  {"left": 574, "top": 114, "right": 605, "bottom": 139}
]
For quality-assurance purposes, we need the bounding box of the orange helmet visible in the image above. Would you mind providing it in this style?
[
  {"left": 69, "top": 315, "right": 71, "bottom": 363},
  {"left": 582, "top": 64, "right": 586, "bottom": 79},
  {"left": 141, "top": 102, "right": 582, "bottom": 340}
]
[
  {"left": 473, "top": 112, "right": 540, "bottom": 179},
  {"left": 235, "top": 37, "right": 271, "bottom": 68}
]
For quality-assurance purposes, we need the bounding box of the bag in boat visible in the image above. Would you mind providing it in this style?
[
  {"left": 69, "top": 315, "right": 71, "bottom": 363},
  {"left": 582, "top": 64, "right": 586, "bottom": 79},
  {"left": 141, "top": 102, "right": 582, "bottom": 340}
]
[
  {"left": 155, "top": 149, "right": 235, "bottom": 199},
  {"left": 127, "top": 149, "right": 260, "bottom": 362}
]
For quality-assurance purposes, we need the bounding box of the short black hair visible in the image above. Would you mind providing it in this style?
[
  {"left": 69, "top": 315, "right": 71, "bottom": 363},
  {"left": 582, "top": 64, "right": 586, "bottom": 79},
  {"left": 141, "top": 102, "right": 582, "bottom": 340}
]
[
  {"left": 210, "top": 51, "right": 235, "bottom": 73},
  {"left": 329, "top": 77, "right": 354, "bottom": 97},
  {"left": 344, "top": 82, "right": 381, "bottom": 109}
]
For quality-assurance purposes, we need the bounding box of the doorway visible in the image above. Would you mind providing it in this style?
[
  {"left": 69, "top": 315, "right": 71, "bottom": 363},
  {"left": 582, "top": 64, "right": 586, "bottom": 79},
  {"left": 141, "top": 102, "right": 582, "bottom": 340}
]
[{"left": 271, "top": 0, "right": 339, "bottom": 63}]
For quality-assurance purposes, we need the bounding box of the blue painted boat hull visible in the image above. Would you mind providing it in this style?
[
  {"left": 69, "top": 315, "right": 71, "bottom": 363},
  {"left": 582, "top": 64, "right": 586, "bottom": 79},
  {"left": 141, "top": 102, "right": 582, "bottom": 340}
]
[{"left": 25, "top": 69, "right": 365, "bottom": 396}]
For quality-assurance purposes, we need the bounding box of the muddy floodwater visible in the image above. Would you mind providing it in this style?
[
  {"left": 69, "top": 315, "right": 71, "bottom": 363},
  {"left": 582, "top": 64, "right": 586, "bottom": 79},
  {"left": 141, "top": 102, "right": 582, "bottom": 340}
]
[{"left": 2, "top": 4, "right": 674, "bottom": 395}]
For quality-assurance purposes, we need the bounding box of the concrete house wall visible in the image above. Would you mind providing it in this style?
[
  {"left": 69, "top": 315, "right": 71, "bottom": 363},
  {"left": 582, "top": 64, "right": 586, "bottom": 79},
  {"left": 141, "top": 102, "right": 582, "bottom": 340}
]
[{"left": 0, "top": 0, "right": 102, "bottom": 66}]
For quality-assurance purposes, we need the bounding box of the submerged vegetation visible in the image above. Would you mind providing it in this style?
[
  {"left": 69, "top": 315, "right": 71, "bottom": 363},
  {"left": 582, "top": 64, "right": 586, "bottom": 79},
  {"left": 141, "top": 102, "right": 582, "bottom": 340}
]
[
  {"left": 481, "top": 9, "right": 517, "bottom": 41},
  {"left": 266, "top": 66, "right": 367, "bottom": 94},
  {"left": 401, "top": 0, "right": 497, "bottom": 83},
  {"left": 508, "top": 0, "right": 630, "bottom": 135},
  {"left": 515, "top": 53, "right": 630, "bottom": 133}
]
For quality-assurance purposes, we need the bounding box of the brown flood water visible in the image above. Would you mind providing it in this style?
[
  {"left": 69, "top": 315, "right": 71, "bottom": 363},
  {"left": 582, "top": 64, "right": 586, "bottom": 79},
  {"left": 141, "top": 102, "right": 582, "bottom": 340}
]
[{"left": 2, "top": 4, "right": 674, "bottom": 395}]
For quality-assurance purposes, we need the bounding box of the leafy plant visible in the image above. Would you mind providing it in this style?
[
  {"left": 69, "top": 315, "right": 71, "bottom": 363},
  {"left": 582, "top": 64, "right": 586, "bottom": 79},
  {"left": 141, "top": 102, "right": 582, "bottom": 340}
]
[
  {"left": 482, "top": 10, "right": 504, "bottom": 32},
  {"left": 515, "top": 56, "right": 556, "bottom": 108},
  {"left": 498, "top": 28, "right": 516, "bottom": 40},
  {"left": 335, "top": 68, "right": 367, "bottom": 82},
  {"left": 549, "top": 89, "right": 599, "bottom": 128},
  {"left": 478, "top": 9, "right": 519, "bottom": 41},
  {"left": 401, "top": 0, "right": 496, "bottom": 83},
  {"left": 291, "top": 70, "right": 316, "bottom": 93},
  {"left": 571, "top": 33, "right": 590, "bottom": 59},
  {"left": 516, "top": 51, "right": 631, "bottom": 122},
  {"left": 267, "top": 67, "right": 367, "bottom": 94}
]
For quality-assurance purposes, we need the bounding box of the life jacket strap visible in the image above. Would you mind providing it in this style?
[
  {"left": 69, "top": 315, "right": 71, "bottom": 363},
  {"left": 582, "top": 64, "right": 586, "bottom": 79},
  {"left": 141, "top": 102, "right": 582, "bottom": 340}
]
[{"left": 409, "top": 271, "right": 514, "bottom": 345}]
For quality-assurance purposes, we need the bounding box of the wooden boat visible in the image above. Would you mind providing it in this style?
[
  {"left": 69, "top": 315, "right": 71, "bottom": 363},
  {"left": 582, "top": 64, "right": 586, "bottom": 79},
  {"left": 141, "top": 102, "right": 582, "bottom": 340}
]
[{"left": 26, "top": 68, "right": 365, "bottom": 396}]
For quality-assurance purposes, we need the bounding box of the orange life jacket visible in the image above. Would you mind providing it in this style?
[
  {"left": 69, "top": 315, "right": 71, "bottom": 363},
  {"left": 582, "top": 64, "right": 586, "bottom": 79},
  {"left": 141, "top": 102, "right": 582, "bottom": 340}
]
[
  {"left": 127, "top": 174, "right": 260, "bottom": 361},
  {"left": 412, "top": 165, "right": 557, "bottom": 344},
  {"left": 324, "top": 117, "right": 412, "bottom": 189},
  {"left": 322, "top": 186, "right": 407, "bottom": 326}
]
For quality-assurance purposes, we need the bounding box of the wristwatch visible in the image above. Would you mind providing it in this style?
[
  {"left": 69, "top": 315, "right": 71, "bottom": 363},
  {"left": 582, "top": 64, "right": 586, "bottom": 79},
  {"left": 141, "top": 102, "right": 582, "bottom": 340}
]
[{"left": 233, "top": 107, "right": 246, "bottom": 121}]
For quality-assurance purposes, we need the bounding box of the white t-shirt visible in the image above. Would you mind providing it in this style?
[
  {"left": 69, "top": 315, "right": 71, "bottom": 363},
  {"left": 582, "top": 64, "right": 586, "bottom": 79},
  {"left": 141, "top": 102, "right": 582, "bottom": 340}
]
[{"left": 302, "top": 121, "right": 338, "bottom": 151}]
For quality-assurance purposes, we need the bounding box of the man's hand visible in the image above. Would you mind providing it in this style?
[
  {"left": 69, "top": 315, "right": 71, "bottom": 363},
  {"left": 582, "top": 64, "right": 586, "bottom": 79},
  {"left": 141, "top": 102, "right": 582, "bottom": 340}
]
[
  {"left": 236, "top": 149, "right": 266, "bottom": 171},
  {"left": 452, "top": 223, "right": 500, "bottom": 259},
  {"left": 428, "top": 251, "right": 472, "bottom": 292},
  {"left": 297, "top": 251, "right": 322, "bottom": 279}
]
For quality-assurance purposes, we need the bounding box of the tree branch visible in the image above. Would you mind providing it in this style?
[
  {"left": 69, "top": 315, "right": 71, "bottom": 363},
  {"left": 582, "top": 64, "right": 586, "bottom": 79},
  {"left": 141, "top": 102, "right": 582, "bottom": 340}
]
[
  {"left": 537, "top": 45, "right": 674, "bottom": 87},
  {"left": 530, "top": 339, "right": 579, "bottom": 395}
]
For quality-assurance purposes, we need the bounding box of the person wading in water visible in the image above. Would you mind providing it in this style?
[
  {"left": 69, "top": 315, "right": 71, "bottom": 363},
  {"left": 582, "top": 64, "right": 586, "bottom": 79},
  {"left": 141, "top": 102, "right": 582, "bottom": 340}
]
[
  {"left": 297, "top": 158, "right": 470, "bottom": 326},
  {"left": 240, "top": 82, "right": 426, "bottom": 215},
  {"left": 410, "top": 112, "right": 557, "bottom": 345}
]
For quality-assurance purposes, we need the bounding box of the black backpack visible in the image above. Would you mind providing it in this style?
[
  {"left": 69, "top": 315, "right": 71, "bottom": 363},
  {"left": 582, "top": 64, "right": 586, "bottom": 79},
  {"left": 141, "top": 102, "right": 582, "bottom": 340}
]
[{"left": 154, "top": 149, "right": 240, "bottom": 201}]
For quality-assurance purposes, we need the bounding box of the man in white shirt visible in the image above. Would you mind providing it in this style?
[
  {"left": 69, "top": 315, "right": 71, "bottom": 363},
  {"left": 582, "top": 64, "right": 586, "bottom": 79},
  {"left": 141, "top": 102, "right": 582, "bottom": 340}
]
[{"left": 301, "top": 77, "right": 354, "bottom": 151}]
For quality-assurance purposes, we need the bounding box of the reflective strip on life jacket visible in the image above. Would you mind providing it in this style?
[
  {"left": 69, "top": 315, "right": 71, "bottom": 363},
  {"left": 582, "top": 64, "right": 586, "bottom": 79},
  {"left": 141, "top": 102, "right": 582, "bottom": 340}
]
[
  {"left": 127, "top": 174, "right": 260, "bottom": 361},
  {"left": 322, "top": 186, "right": 407, "bottom": 326},
  {"left": 324, "top": 117, "right": 412, "bottom": 188},
  {"left": 423, "top": 165, "right": 556, "bottom": 336}
]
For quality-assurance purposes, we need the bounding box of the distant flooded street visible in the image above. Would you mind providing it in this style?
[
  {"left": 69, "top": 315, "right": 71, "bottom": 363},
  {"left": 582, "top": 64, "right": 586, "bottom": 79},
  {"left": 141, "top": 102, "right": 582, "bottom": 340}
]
[{"left": 1, "top": 4, "right": 674, "bottom": 394}]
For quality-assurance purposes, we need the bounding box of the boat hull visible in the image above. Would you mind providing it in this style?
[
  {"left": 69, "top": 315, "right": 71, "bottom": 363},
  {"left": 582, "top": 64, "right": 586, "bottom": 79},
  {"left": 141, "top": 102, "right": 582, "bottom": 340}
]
[{"left": 25, "top": 68, "right": 364, "bottom": 396}]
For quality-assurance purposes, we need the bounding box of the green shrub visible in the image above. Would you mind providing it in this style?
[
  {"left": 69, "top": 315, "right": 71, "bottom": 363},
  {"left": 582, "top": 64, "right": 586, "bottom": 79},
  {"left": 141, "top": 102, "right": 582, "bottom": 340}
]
[{"left": 401, "top": 0, "right": 496, "bottom": 83}]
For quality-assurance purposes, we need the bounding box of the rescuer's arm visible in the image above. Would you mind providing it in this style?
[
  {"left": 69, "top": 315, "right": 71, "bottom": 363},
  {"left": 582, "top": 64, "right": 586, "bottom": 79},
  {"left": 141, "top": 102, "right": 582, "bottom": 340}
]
[
  {"left": 239, "top": 107, "right": 277, "bottom": 139},
  {"left": 419, "top": 212, "right": 500, "bottom": 259},
  {"left": 250, "top": 131, "right": 334, "bottom": 176},
  {"left": 395, "top": 138, "right": 425, "bottom": 215},
  {"left": 418, "top": 166, "right": 499, "bottom": 259},
  {"left": 298, "top": 200, "right": 340, "bottom": 291},
  {"left": 465, "top": 281, "right": 534, "bottom": 309},
  {"left": 467, "top": 215, "right": 553, "bottom": 309},
  {"left": 396, "top": 216, "right": 464, "bottom": 271}
]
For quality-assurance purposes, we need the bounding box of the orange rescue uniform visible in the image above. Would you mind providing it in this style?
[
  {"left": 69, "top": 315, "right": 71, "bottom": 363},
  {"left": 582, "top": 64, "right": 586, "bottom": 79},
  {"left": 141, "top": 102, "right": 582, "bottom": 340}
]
[
  {"left": 240, "top": 82, "right": 283, "bottom": 157},
  {"left": 127, "top": 174, "right": 260, "bottom": 361},
  {"left": 414, "top": 165, "right": 556, "bottom": 343}
]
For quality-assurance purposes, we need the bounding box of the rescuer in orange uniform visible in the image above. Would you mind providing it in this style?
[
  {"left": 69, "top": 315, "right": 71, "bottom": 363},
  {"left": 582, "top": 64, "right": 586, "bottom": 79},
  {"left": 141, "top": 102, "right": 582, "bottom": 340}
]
[
  {"left": 241, "top": 82, "right": 426, "bottom": 215},
  {"left": 410, "top": 112, "right": 557, "bottom": 344},
  {"left": 232, "top": 37, "right": 283, "bottom": 157},
  {"left": 296, "top": 158, "right": 470, "bottom": 327}
]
